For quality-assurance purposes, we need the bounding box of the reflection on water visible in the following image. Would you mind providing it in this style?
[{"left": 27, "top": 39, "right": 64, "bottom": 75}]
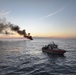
[{"left": 0, "top": 38, "right": 76, "bottom": 75}]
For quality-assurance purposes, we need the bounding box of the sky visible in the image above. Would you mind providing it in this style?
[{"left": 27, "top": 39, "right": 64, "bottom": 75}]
[{"left": 0, "top": 0, "right": 76, "bottom": 38}]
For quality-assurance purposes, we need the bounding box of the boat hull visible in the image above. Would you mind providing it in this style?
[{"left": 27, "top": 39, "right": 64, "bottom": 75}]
[{"left": 42, "top": 48, "right": 66, "bottom": 55}]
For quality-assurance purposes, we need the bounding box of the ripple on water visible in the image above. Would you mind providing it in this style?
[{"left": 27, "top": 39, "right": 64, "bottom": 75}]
[{"left": 0, "top": 38, "right": 76, "bottom": 75}]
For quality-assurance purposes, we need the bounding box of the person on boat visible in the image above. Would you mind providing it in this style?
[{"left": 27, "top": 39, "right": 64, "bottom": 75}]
[
  {"left": 44, "top": 45, "right": 48, "bottom": 49},
  {"left": 48, "top": 44, "right": 51, "bottom": 49},
  {"left": 48, "top": 44, "right": 53, "bottom": 50}
]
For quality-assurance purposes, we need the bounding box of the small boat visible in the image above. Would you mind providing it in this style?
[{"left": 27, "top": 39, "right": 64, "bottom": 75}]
[
  {"left": 24, "top": 33, "right": 33, "bottom": 40},
  {"left": 24, "top": 36, "right": 33, "bottom": 40},
  {"left": 42, "top": 42, "right": 66, "bottom": 55}
]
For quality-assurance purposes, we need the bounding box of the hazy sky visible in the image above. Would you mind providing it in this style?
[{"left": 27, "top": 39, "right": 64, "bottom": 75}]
[{"left": 0, "top": 0, "right": 76, "bottom": 38}]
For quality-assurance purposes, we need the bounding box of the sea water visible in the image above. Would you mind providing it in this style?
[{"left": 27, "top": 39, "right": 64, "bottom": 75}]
[{"left": 0, "top": 38, "right": 76, "bottom": 75}]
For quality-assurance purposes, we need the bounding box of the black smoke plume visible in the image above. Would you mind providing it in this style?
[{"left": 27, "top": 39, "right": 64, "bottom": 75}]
[
  {"left": 10, "top": 24, "right": 27, "bottom": 36},
  {"left": 0, "top": 18, "right": 33, "bottom": 40}
]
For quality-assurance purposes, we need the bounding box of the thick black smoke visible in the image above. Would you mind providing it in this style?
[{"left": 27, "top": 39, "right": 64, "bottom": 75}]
[
  {"left": 0, "top": 23, "right": 5, "bottom": 32},
  {"left": 9, "top": 24, "right": 27, "bottom": 36},
  {"left": 0, "top": 18, "right": 33, "bottom": 40},
  {"left": 0, "top": 23, "right": 26, "bottom": 35}
]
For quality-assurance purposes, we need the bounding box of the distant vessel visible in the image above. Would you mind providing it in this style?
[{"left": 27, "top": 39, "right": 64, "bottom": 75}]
[
  {"left": 24, "top": 35, "right": 33, "bottom": 40},
  {"left": 24, "top": 33, "right": 33, "bottom": 40},
  {"left": 42, "top": 42, "right": 66, "bottom": 55}
]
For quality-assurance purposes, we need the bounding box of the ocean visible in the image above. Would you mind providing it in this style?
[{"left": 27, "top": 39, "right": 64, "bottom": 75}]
[{"left": 0, "top": 38, "right": 76, "bottom": 75}]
